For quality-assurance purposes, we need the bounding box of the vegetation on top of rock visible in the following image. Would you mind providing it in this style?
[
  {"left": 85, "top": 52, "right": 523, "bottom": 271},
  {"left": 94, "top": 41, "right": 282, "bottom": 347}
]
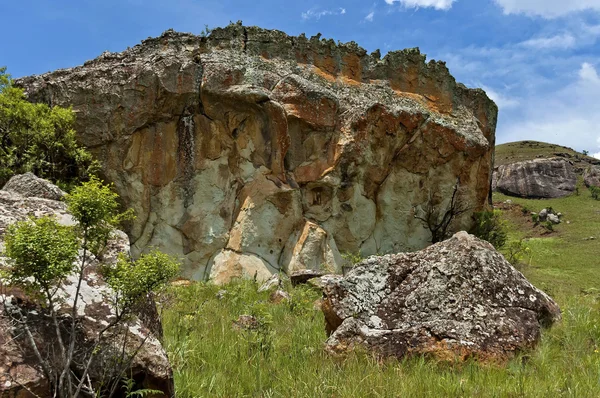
[
  {"left": 0, "top": 67, "right": 96, "bottom": 188},
  {"left": 495, "top": 141, "right": 598, "bottom": 169}
]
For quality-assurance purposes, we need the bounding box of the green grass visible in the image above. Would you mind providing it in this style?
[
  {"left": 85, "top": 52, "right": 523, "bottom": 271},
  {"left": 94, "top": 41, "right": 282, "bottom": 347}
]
[{"left": 162, "top": 186, "right": 600, "bottom": 397}]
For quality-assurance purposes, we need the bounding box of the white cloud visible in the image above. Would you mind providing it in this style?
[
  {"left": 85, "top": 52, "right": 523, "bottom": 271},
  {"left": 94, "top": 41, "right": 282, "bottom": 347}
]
[
  {"left": 480, "top": 85, "right": 520, "bottom": 109},
  {"left": 301, "top": 7, "right": 346, "bottom": 20},
  {"left": 494, "top": 0, "right": 600, "bottom": 18},
  {"left": 385, "top": 0, "right": 455, "bottom": 11},
  {"left": 520, "top": 34, "right": 576, "bottom": 50},
  {"left": 500, "top": 63, "right": 600, "bottom": 153},
  {"left": 365, "top": 11, "right": 375, "bottom": 22},
  {"left": 580, "top": 62, "right": 600, "bottom": 83}
]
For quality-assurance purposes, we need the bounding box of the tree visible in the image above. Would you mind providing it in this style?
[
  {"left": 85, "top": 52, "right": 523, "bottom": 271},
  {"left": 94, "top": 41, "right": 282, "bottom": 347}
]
[
  {"left": 0, "top": 67, "right": 97, "bottom": 187},
  {"left": 414, "top": 178, "right": 472, "bottom": 244},
  {"left": 1, "top": 178, "right": 179, "bottom": 397},
  {"left": 469, "top": 210, "right": 508, "bottom": 249}
]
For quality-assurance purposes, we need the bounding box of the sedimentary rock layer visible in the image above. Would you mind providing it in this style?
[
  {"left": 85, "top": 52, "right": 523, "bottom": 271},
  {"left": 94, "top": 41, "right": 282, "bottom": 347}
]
[{"left": 16, "top": 24, "right": 497, "bottom": 281}]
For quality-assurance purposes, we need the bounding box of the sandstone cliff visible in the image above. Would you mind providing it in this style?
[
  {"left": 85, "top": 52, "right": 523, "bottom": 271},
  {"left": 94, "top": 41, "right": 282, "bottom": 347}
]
[{"left": 16, "top": 23, "right": 497, "bottom": 281}]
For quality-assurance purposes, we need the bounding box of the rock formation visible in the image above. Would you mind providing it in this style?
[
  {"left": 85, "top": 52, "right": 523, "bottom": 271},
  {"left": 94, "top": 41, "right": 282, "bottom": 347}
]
[
  {"left": 493, "top": 158, "right": 576, "bottom": 198},
  {"left": 0, "top": 174, "right": 174, "bottom": 396},
  {"left": 321, "top": 232, "right": 561, "bottom": 362},
  {"left": 584, "top": 166, "right": 600, "bottom": 188},
  {"left": 16, "top": 23, "right": 497, "bottom": 282}
]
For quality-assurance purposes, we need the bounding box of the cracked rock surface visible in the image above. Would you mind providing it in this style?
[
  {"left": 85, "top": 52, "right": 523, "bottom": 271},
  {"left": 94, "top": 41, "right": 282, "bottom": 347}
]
[
  {"left": 16, "top": 24, "right": 497, "bottom": 282},
  {"left": 322, "top": 232, "right": 561, "bottom": 362}
]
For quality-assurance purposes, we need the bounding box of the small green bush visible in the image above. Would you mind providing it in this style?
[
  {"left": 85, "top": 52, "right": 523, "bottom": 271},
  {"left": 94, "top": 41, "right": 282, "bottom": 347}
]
[
  {"left": 531, "top": 213, "right": 540, "bottom": 225},
  {"left": 470, "top": 210, "right": 508, "bottom": 249},
  {"left": 590, "top": 186, "right": 600, "bottom": 201},
  {"left": 503, "top": 239, "right": 531, "bottom": 266}
]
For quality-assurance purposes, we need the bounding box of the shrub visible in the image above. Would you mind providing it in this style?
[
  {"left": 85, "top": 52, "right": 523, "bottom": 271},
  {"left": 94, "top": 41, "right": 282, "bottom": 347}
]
[
  {"left": 504, "top": 239, "right": 531, "bottom": 266},
  {"left": 2, "top": 179, "right": 179, "bottom": 397},
  {"left": 470, "top": 210, "right": 508, "bottom": 249},
  {"left": 531, "top": 213, "right": 540, "bottom": 225},
  {"left": 0, "top": 67, "right": 97, "bottom": 187},
  {"left": 590, "top": 186, "right": 600, "bottom": 201}
]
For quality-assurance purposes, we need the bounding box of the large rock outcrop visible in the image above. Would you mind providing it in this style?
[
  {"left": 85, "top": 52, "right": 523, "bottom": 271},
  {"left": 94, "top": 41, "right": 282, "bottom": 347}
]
[
  {"left": 16, "top": 24, "right": 497, "bottom": 281},
  {"left": 493, "top": 158, "right": 576, "bottom": 199},
  {"left": 321, "top": 232, "right": 561, "bottom": 362},
  {"left": 584, "top": 166, "right": 600, "bottom": 188},
  {"left": 0, "top": 174, "right": 174, "bottom": 397}
]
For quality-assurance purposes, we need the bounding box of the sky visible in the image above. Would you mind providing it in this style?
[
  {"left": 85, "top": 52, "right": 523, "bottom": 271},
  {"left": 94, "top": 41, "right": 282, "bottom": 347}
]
[{"left": 2, "top": 0, "right": 600, "bottom": 157}]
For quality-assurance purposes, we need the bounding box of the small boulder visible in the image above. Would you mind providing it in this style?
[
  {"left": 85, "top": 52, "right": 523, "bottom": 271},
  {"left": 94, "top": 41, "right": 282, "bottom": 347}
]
[
  {"left": 1, "top": 173, "right": 66, "bottom": 201},
  {"left": 269, "top": 290, "right": 291, "bottom": 304},
  {"left": 322, "top": 232, "right": 561, "bottom": 362},
  {"left": 584, "top": 166, "right": 600, "bottom": 188},
  {"left": 258, "top": 274, "right": 282, "bottom": 293},
  {"left": 538, "top": 208, "right": 548, "bottom": 221},
  {"left": 290, "top": 269, "right": 326, "bottom": 286},
  {"left": 547, "top": 214, "right": 560, "bottom": 225}
]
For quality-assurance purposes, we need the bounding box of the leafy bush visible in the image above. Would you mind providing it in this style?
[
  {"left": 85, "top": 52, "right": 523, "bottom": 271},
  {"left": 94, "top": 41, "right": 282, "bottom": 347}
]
[
  {"left": 2, "top": 178, "right": 179, "bottom": 397},
  {"left": 0, "top": 67, "right": 97, "bottom": 187},
  {"left": 470, "top": 210, "right": 508, "bottom": 249},
  {"left": 590, "top": 186, "right": 600, "bottom": 201},
  {"left": 531, "top": 213, "right": 540, "bottom": 225},
  {"left": 504, "top": 239, "right": 531, "bottom": 266}
]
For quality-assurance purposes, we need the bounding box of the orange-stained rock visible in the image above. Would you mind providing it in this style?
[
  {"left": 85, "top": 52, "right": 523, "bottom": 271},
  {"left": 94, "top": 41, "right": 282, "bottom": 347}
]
[{"left": 16, "top": 24, "right": 497, "bottom": 281}]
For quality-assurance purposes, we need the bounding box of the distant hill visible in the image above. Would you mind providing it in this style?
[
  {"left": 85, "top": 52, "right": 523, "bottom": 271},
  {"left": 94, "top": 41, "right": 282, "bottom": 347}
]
[{"left": 495, "top": 141, "right": 599, "bottom": 172}]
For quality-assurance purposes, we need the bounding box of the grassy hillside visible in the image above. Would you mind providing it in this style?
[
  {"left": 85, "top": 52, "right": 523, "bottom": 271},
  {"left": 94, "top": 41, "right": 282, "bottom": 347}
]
[
  {"left": 495, "top": 141, "right": 598, "bottom": 169},
  {"left": 162, "top": 184, "right": 600, "bottom": 397}
]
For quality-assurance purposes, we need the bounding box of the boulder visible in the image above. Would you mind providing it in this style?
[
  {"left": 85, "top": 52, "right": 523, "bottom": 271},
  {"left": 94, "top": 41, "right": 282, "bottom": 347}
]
[
  {"left": 322, "top": 232, "right": 561, "bottom": 362},
  {"left": 290, "top": 269, "right": 327, "bottom": 286},
  {"left": 584, "top": 166, "right": 600, "bottom": 188},
  {"left": 16, "top": 25, "right": 497, "bottom": 280},
  {"left": 1, "top": 172, "right": 66, "bottom": 201},
  {"left": 0, "top": 175, "right": 174, "bottom": 397},
  {"left": 547, "top": 214, "right": 560, "bottom": 225},
  {"left": 493, "top": 158, "right": 576, "bottom": 198}
]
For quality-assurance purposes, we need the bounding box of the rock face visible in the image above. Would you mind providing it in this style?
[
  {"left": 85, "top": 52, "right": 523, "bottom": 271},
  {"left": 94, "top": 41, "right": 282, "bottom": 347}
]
[
  {"left": 0, "top": 175, "right": 174, "bottom": 397},
  {"left": 321, "top": 232, "right": 561, "bottom": 362},
  {"left": 16, "top": 24, "right": 497, "bottom": 282},
  {"left": 584, "top": 166, "right": 600, "bottom": 188},
  {"left": 493, "top": 158, "right": 576, "bottom": 198}
]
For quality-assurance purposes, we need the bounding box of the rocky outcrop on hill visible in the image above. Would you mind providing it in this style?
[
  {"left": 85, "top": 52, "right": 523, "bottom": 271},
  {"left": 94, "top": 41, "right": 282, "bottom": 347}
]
[
  {"left": 584, "top": 166, "right": 600, "bottom": 188},
  {"left": 321, "top": 232, "right": 561, "bottom": 362},
  {"left": 0, "top": 174, "right": 174, "bottom": 397},
  {"left": 16, "top": 23, "right": 497, "bottom": 281},
  {"left": 493, "top": 158, "right": 576, "bottom": 198}
]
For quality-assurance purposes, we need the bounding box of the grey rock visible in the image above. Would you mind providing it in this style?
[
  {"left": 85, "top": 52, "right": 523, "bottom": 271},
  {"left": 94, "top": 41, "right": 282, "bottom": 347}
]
[
  {"left": 547, "top": 214, "right": 560, "bottom": 225},
  {"left": 539, "top": 208, "right": 548, "bottom": 221},
  {"left": 584, "top": 166, "right": 600, "bottom": 188},
  {"left": 2, "top": 172, "right": 66, "bottom": 201},
  {"left": 290, "top": 269, "right": 326, "bottom": 286},
  {"left": 258, "top": 274, "right": 282, "bottom": 293},
  {"left": 493, "top": 158, "right": 577, "bottom": 198},
  {"left": 321, "top": 232, "right": 561, "bottom": 362}
]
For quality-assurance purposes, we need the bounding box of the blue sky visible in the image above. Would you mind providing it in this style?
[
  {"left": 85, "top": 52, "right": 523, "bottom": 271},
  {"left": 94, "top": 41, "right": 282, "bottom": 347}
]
[{"left": 2, "top": 0, "right": 600, "bottom": 156}]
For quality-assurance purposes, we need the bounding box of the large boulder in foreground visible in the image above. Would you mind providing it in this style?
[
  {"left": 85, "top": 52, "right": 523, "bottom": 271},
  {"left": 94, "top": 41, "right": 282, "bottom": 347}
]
[
  {"left": 493, "top": 158, "right": 576, "bottom": 198},
  {"left": 321, "top": 232, "right": 561, "bottom": 362},
  {"left": 16, "top": 24, "right": 497, "bottom": 282},
  {"left": 0, "top": 174, "right": 174, "bottom": 397}
]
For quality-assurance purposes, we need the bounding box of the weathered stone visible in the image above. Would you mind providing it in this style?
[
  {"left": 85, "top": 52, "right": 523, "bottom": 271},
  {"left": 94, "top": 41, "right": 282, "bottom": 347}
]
[
  {"left": 1, "top": 172, "right": 66, "bottom": 201},
  {"left": 584, "top": 166, "right": 600, "bottom": 188},
  {"left": 539, "top": 208, "right": 548, "bottom": 221},
  {"left": 290, "top": 269, "right": 327, "bottom": 286},
  {"left": 322, "top": 232, "right": 561, "bottom": 362},
  {"left": 0, "top": 176, "right": 174, "bottom": 397},
  {"left": 16, "top": 25, "right": 497, "bottom": 280},
  {"left": 547, "top": 214, "right": 560, "bottom": 225},
  {"left": 493, "top": 158, "right": 576, "bottom": 198},
  {"left": 269, "top": 289, "right": 291, "bottom": 304},
  {"left": 258, "top": 274, "right": 282, "bottom": 293}
]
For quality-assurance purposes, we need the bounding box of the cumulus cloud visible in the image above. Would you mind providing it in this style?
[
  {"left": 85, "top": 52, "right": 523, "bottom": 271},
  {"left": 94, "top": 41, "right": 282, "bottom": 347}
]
[
  {"left": 301, "top": 7, "right": 346, "bottom": 20},
  {"left": 385, "top": 0, "right": 455, "bottom": 11},
  {"left": 480, "top": 85, "right": 520, "bottom": 109},
  {"left": 494, "top": 0, "right": 600, "bottom": 18},
  {"left": 365, "top": 11, "right": 375, "bottom": 22},
  {"left": 500, "top": 62, "right": 600, "bottom": 153},
  {"left": 520, "top": 34, "right": 576, "bottom": 50}
]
